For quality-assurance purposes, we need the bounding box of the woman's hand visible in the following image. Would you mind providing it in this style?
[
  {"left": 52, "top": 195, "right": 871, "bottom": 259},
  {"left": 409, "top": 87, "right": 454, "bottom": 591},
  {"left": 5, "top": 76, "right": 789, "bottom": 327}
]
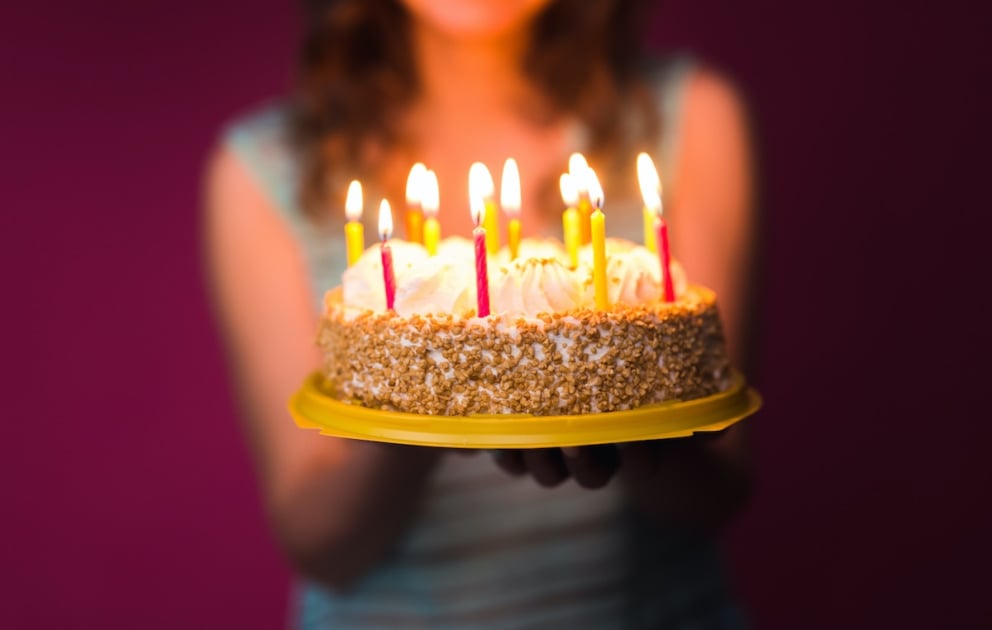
[
  {"left": 491, "top": 445, "right": 621, "bottom": 489},
  {"left": 490, "top": 424, "right": 750, "bottom": 531},
  {"left": 490, "top": 437, "right": 723, "bottom": 489}
]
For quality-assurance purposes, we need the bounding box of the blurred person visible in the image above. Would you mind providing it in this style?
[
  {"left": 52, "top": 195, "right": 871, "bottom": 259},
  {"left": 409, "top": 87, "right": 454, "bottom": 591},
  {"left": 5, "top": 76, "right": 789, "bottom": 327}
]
[{"left": 204, "top": 0, "right": 755, "bottom": 627}]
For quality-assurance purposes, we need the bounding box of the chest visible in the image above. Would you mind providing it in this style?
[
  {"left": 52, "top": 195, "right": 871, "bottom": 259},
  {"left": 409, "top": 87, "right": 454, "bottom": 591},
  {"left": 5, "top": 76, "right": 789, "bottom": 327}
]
[{"left": 412, "top": 119, "right": 581, "bottom": 240}]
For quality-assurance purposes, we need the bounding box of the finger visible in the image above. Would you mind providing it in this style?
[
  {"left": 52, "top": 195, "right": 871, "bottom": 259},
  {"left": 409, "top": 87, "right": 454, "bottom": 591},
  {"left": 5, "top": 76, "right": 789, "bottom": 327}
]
[
  {"left": 491, "top": 450, "right": 527, "bottom": 476},
  {"left": 523, "top": 448, "right": 569, "bottom": 487},
  {"left": 561, "top": 445, "right": 619, "bottom": 489}
]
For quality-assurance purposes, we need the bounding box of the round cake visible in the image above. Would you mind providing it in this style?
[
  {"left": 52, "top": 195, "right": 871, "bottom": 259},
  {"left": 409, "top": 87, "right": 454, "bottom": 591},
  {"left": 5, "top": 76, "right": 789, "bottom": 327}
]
[{"left": 317, "top": 237, "right": 731, "bottom": 416}]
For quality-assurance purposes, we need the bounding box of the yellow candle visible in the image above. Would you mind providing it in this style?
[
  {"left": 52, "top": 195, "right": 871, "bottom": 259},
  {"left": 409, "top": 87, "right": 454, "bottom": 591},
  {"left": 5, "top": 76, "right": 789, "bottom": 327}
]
[
  {"left": 642, "top": 207, "right": 658, "bottom": 253},
  {"left": 483, "top": 199, "right": 499, "bottom": 255},
  {"left": 587, "top": 168, "right": 608, "bottom": 310},
  {"left": 405, "top": 162, "right": 426, "bottom": 244},
  {"left": 470, "top": 163, "right": 500, "bottom": 255},
  {"left": 569, "top": 153, "right": 593, "bottom": 245},
  {"left": 563, "top": 209, "right": 580, "bottom": 267},
  {"left": 406, "top": 209, "right": 423, "bottom": 244},
  {"left": 578, "top": 197, "right": 592, "bottom": 245},
  {"left": 508, "top": 218, "right": 521, "bottom": 259},
  {"left": 344, "top": 179, "right": 364, "bottom": 266},
  {"left": 345, "top": 222, "right": 364, "bottom": 266},
  {"left": 501, "top": 158, "right": 521, "bottom": 259},
  {"left": 636, "top": 153, "right": 662, "bottom": 253},
  {"left": 422, "top": 169, "right": 441, "bottom": 255},
  {"left": 591, "top": 208, "right": 607, "bottom": 309},
  {"left": 559, "top": 173, "right": 580, "bottom": 268},
  {"left": 424, "top": 218, "right": 440, "bottom": 255}
]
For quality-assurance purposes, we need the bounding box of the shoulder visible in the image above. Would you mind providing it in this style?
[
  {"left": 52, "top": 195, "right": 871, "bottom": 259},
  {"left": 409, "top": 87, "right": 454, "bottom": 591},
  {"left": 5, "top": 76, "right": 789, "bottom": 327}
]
[
  {"left": 639, "top": 55, "right": 749, "bottom": 134},
  {"left": 213, "top": 99, "right": 303, "bottom": 219},
  {"left": 670, "top": 64, "right": 754, "bottom": 236},
  {"left": 204, "top": 100, "right": 302, "bottom": 245},
  {"left": 202, "top": 145, "right": 284, "bottom": 273},
  {"left": 203, "top": 144, "right": 262, "bottom": 223},
  {"left": 203, "top": 140, "right": 314, "bottom": 325},
  {"left": 680, "top": 66, "right": 751, "bottom": 146},
  {"left": 223, "top": 99, "right": 294, "bottom": 155},
  {"left": 677, "top": 66, "right": 753, "bottom": 199}
]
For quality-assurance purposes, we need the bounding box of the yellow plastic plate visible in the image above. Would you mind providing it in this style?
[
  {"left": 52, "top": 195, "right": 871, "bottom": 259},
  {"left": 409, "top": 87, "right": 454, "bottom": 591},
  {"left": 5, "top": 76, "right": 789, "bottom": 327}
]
[{"left": 289, "top": 371, "right": 761, "bottom": 448}]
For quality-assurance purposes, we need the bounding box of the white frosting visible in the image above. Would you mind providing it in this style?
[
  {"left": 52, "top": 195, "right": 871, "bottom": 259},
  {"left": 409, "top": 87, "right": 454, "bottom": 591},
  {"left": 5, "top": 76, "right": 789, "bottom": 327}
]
[
  {"left": 342, "top": 240, "right": 430, "bottom": 313},
  {"left": 434, "top": 235, "right": 475, "bottom": 261},
  {"left": 492, "top": 237, "right": 571, "bottom": 267},
  {"left": 394, "top": 254, "right": 476, "bottom": 317},
  {"left": 577, "top": 237, "right": 639, "bottom": 266},
  {"left": 577, "top": 238, "right": 687, "bottom": 305},
  {"left": 489, "top": 257, "right": 587, "bottom": 317},
  {"left": 342, "top": 236, "right": 689, "bottom": 316}
]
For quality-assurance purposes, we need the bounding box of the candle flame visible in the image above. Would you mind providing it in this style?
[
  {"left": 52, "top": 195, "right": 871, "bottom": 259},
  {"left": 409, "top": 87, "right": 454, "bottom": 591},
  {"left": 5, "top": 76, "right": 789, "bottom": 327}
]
[
  {"left": 587, "top": 167, "right": 604, "bottom": 210},
  {"left": 378, "top": 199, "right": 393, "bottom": 240},
  {"left": 468, "top": 162, "right": 493, "bottom": 226},
  {"left": 568, "top": 152, "right": 589, "bottom": 192},
  {"left": 406, "top": 162, "right": 427, "bottom": 205},
  {"left": 500, "top": 158, "right": 521, "bottom": 216},
  {"left": 558, "top": 173, "right": 578, "bottom": 206},
  {"left": 422, "top": 169, "right": 440, "bottom": 218},
  {"left": 636, "top": 152, "right": 662, "bottom": 215},
  {"left": 345, "top": 179, "right": 363, "bottom": 221}
]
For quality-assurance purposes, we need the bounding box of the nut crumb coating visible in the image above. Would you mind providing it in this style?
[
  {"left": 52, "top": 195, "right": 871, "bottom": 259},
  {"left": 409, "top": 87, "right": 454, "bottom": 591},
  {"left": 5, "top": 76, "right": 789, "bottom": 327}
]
[{"left": 317, "top": 286, "right": 730, "bottom": 416}]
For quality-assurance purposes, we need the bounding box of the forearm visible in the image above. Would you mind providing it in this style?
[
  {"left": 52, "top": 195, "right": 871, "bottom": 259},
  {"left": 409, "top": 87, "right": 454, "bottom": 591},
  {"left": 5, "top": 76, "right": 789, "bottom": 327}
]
[
  {"left": 622, "top": 423, "right": 751, "bottom": 533},
  {"left": 268, "top": 440, "right": 443, "bottom": 591}
]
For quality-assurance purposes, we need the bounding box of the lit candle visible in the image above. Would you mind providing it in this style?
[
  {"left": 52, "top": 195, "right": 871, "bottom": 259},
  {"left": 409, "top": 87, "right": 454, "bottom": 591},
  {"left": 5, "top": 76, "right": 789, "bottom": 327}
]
[
  {"left": 469, "top": 162, "right": 500, "bottom": 255},
  {"left": 569, "top": 152, "right": 592, "bottom": 244},
  {"left": 587, "top": 168, "right": 608, "bottom": 310},
  {"left": 422, "top": 169, "right": 441, "bottom": 256},
  {"left": 636, "top": 153, "right": 675, "bottom": 302},
  {"left": 559, "top": 173, "right": 580, "bottom": 269},
  {"left": 405, "top": 162, "right": 426, "bottom": 244},
  {"left": 636, "top": 153, "right": 660, "bottom": 254},
  {"left": 501, "top": 158, "right": 521, "bottom": 260},
  {"left": 656, "top": 216, "right": 675, "bottom": 302},
  {"left": 378, "top": 199, "right": 397, "bottom": 311},
  {"left": 469, "top": 165, "right": 491, "bottom": 317},
  {"left": 344, "top": 179, "right": 364, "bottom": 267}
]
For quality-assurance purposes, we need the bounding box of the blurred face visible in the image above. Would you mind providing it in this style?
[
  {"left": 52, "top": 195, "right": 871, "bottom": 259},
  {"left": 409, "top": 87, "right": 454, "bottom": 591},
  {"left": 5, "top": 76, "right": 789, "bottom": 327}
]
[{"left": 399, "top": 0, "right": 555, "bottom": 40}]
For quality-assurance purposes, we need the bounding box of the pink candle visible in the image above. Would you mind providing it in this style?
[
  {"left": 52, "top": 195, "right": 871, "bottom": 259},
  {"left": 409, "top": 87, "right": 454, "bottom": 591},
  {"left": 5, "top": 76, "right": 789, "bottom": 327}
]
[
  {"left": 381, "top": 242, "right": 396, "bottom": 311},
  {"left": 469, "top": 162, "right": 491, "bottom": 317},
  {"left": 378, "top": 199, "right": 397, "bottom": 311},
  {"left": 654, "top": 216, "right": 675, "bottom": 302},
  {"left": 637, "top": 152, "right": 674, "bottom": 302},
  {"left": 473, "top": 226, "right": 490, "bottom": 317}
]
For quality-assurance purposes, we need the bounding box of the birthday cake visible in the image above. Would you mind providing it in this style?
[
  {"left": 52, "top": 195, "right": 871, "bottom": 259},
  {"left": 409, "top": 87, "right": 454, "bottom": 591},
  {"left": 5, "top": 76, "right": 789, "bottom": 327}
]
[{"left": 317, "top": 237, "right": 730, "bottom": 416}]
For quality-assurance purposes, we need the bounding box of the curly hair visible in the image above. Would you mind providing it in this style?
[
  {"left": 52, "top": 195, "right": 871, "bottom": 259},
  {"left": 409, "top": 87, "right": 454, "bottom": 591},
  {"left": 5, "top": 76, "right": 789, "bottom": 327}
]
[{"left": 292, "top": 0, "right": 660, "bottom": 218}]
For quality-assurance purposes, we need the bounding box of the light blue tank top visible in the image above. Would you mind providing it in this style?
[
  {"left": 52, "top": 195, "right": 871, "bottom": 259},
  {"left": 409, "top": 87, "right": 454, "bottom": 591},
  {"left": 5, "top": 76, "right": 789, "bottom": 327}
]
[{"left": 225, "top": 58, "right": 743, "bottom": 630}]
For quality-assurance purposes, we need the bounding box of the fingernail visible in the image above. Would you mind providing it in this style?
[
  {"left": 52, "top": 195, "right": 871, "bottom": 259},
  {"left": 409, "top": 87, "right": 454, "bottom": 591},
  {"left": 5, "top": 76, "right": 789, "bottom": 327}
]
[{"left": 561, "top": 447, "right": 580, "bottom": 458}]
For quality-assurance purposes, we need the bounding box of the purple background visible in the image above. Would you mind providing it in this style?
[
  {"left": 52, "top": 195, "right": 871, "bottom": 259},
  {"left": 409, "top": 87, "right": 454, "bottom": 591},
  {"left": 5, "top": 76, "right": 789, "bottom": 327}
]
[{"left": 3, "top": 1, "right": 989, "bottom": 627}]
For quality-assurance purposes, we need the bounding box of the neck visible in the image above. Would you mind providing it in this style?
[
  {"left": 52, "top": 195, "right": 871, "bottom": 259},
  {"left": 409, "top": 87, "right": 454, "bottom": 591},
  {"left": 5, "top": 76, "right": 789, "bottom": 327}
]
[{"left": 409, "top": 22, "right": 538, "bottom": 118}]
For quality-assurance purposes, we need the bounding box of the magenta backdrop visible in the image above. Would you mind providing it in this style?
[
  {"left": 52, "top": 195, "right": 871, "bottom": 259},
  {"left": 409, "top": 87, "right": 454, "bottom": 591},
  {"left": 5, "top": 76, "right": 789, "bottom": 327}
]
[{"left": 3, "top": 1, "right": 990, "bottom": 628}]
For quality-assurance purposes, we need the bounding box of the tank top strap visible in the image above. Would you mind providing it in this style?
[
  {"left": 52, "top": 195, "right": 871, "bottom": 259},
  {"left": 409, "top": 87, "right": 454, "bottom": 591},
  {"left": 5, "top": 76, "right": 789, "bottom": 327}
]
[
  {"left": 223, "top": 102, "right": 346, "bottom": 311},
  {"left": 604, "top": 56, "right": 696, "bottom": 241},
  {"left": 223, "top": 102, "right": 302, "bottom": 221}
]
